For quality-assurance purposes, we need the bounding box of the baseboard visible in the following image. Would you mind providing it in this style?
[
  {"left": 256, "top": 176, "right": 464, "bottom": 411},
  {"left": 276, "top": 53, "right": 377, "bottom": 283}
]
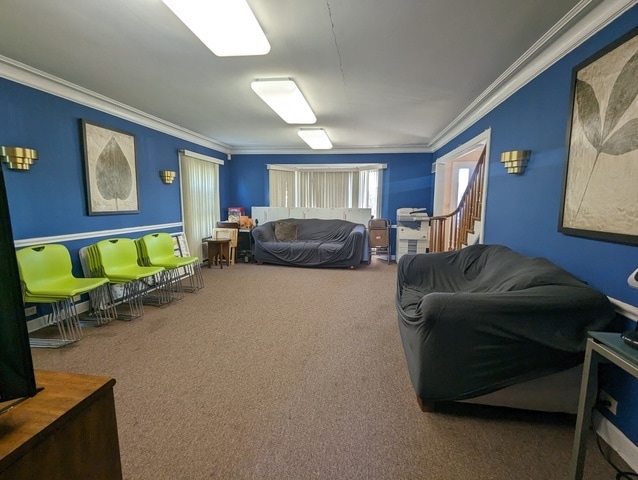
[
  {"left": 593, "top": 410, "right": 638, "bottom": 472},
  {"left": 610, "top": 297, "right": 638, "bottom": 322},
  {"left": 591, "top": 300, "right": 638, "bottom": 471}
]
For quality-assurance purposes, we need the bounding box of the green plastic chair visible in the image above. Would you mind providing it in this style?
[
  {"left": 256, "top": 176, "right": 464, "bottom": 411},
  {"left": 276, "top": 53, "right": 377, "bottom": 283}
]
[
  {"left": 94, "top": 238, "right": 170, "bottom": 310},
  {"left": 17, "top": 244, "right": 109, "bottom": 297},
  {"left": 134, "top": 236, "right": 182, "bottom": 301},
  {"left": 16, "top": 244, "right": 114, "bottom": 347},
  {"left": 137, "top": 233, "right": 203, "bottom": 293},
  {"left": 77, "top": 245, "right": 120, "bottom": 324},
  {"left": 83, "top": 243, "right": 143, "bottom": 320}
]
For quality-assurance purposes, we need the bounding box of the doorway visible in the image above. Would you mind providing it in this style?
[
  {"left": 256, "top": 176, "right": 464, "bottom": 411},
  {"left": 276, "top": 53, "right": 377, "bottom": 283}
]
[{"left": 432, "top": 129, "right": 491, "bottom": 244}]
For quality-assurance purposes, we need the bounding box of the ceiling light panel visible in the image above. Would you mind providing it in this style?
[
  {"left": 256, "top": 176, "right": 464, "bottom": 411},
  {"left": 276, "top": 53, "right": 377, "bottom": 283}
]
[
  {"left": 162, "top": 0, "right": 270, "bottom": 57},
  {"left": 251, "top": 79, "right": 317, "bottom": 124},
  {"left": 298, "top": 129, "right": 333, "bottom": 149}
]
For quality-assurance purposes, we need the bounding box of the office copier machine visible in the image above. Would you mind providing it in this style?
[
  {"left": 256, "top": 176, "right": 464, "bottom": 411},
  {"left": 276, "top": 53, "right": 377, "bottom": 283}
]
[{"left": 396, "top": 208, "right": 429, "bottom": 263}]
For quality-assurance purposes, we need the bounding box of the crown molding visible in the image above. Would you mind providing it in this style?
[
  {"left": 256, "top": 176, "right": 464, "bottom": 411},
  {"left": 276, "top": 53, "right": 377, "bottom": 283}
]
[
  {"left": 0, "top": 55, "right": 231, "bottom": 155},
  {"left": 230, "top": 144, "right": 433, "bottom": 155},
  {"left": 428, "top": 0, "right": 635, "bottom": 151},
  {"left": 0, "top": 0, "right": 633, "bottom": 157},
  {"left": 0, "top": 53, "right": 427, "bottom": 156}
]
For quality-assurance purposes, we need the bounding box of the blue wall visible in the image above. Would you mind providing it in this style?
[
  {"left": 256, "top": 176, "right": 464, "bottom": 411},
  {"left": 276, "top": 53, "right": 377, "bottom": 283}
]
[
  {"left": 226, "top": 152, "right": 434, "bottom": 223},
  {"left": 2, "top": 2, "right": 637, "bottom": 450},
  {"left": 434, "top": 6, "right": 638, "bottom": 444},
  {"left": 434, "top": 8, "right": 638, "bottom": 306},
  {"left": 0, "top": 77, "right": 228, "bottom": 271}
]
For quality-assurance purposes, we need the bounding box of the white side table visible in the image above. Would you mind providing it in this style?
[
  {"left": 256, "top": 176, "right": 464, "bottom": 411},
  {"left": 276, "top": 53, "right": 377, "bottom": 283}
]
[{"left": 570, "top": 331, "right": 638, "bottom": 479}]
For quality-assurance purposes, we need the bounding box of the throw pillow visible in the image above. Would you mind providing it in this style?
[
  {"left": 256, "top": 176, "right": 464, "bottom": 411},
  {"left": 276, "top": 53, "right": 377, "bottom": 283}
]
[{"left": 275, "top": 221, "right": 297, "bottom": 241}]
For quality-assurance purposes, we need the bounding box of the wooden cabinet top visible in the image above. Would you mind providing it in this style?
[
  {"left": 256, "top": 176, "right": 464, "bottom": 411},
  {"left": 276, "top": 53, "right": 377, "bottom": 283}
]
[{"left": 0, "top": 369, "right": 116, "bottom": 470}]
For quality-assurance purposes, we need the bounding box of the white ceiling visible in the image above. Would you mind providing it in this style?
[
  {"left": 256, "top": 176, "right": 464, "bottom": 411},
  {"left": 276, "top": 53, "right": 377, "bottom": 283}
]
[{"left": 0, "top": 0, "right": 622, "bottom": 154}]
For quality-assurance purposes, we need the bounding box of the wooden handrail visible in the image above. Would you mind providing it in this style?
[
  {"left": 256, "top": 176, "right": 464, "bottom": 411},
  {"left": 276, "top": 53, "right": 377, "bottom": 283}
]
[{"left": 429, "top": 147, "right": 486, "bottom": 253}]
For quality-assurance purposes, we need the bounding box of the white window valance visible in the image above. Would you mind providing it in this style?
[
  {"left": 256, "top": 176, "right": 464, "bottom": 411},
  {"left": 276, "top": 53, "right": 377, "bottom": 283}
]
[
  {"left": 180, "top": 149, "right": 224, "bottom": 165},
  {"left": 267, "top": 163, "right": 385, "bottom": 172}
]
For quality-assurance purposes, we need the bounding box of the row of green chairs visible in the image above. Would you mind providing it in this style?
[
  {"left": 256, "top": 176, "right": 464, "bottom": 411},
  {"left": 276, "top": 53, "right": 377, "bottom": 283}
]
[
  {"left": 82, "top": 233, "right": 203, "bottom": 320},
  {"left": 16, "top": 244, "right": 117, "bottom": 348},
  {"left": 17, "top": 234, "right": 203, "bottom": 348},
  {"left": 84, "top": 238, "right": 171, "bottom": 320}
]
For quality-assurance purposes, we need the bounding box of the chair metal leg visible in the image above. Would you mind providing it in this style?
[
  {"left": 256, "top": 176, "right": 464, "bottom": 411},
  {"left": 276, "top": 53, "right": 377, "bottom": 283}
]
[
  {"left": 181, "top": 262, "right": 204, "bottom": 293},
  {"left": 141, "top": 271, "right": 173, "bottom": 307},
  {"left": 111, "top": 281, "right": 144, "bottom": 321},
  {"left": 82, "top": 283, "right": 118, "bottom": 326},
  {"left": 168, "top": 268, "right": 185, "bottom": 301},
  {"left": 29, "top": 298, "right": 82, "bottom": 348}
]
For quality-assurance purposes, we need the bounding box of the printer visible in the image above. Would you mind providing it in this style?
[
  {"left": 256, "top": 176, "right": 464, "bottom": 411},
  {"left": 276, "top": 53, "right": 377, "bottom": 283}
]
[{"left": 396, "top": 208, "right": 429, "bottom": 263}]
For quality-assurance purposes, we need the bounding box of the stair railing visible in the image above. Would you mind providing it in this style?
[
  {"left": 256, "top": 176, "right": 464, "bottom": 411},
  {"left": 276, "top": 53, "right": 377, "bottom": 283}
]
[{"left": 428, "top": 147, "right": 486, "bottom": 253}]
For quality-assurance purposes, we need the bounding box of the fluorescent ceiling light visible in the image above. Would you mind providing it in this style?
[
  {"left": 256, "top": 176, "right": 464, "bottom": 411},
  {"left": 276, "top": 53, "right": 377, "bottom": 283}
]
[
  {"left": 298, "top": 129, "right": 333, "bottom": 150},
  {"left": 251, "top": 79, "right": 317, "bottom": 124},
  {"left": 162, "top": 0, "right": 270, "bottom": 57}
]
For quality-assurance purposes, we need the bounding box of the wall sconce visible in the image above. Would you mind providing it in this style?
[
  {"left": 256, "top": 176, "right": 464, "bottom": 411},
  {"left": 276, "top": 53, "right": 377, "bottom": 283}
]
[
  {"left": 1, "top": 146, "right": 38, "bottom": 171},
  {"left": 160, "top": 170, "right": 176, "bottom": 184},
  {"left": 500, "top": 150, "right": 531, "bottom": 175}
]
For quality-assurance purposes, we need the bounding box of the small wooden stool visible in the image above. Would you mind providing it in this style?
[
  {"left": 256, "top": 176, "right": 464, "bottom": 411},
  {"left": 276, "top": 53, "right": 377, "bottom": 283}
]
[{"left": 206, "top": 239, "right": 231, "bottom": 269}]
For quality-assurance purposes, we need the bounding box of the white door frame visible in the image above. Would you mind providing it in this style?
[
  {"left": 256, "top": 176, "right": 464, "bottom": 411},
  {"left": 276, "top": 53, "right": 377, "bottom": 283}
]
[{"left": 432, "top": 128, "right": 491, "bottom": 243}]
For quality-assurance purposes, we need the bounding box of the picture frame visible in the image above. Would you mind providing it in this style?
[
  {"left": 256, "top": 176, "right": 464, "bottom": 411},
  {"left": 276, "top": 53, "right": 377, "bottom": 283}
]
[
  {"left": 81, "top": 120, "right": 139, "bottom": 215},
  {"left": 558, "top": 26, "right": 638, "bottom": 245}
]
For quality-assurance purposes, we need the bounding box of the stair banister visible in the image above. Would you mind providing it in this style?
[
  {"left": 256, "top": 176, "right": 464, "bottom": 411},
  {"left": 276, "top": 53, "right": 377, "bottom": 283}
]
[{"left": 428, "top": 147, "right": 486, "bottom": 253}]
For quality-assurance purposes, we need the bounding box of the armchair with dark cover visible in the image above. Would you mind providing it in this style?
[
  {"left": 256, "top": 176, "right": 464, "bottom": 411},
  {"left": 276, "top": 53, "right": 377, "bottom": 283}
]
[{"left": 396, "top": 244, "right": 615, "bottom": 411}]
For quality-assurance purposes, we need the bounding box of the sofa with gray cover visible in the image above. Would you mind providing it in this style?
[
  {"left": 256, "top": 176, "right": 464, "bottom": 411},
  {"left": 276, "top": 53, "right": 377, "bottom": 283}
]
[
  {"left": 396, "top": 244, "right": 616, "bottom": 412},
  {"left": 252, "top": 218, "right": 367, "bottom": 268}
]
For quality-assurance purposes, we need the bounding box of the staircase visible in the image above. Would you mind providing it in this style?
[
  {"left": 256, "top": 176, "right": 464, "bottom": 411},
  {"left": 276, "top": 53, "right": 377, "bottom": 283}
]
[
  {"left": 466, "top": 219, "right": 483, "bottom": 246},
  {"left": 428, "top": 147, "right": 486, "bottom": 253}
]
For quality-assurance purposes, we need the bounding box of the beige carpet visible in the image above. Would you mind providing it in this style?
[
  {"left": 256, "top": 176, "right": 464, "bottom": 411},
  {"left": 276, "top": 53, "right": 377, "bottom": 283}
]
[{"left": 31, "top": 258, "right": 620, "bottom": 479}]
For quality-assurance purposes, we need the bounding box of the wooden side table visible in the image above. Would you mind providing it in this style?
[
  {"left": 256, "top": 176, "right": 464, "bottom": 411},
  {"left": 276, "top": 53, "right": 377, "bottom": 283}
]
[{"left": 206, "top": 238, "right": 231, "bottom": 269}]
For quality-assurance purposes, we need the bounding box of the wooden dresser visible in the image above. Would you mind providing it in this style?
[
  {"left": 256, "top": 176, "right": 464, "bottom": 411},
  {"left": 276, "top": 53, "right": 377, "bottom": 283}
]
[{"left": 0, "top": 370, "right": 122, "bottom": 480}]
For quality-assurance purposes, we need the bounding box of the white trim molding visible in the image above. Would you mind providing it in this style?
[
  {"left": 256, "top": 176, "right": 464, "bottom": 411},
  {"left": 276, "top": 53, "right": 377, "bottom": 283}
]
[
  {"left": 429, "top": 0, "right": 635, "bottom": 151},
  {"left": 232, "top": 145, "right": 432, "bottom": 155},
  {"left": 0, "top": 1, "right": 634, "bottom": 156},
  {"left": 593, "top": 410, "right": 638, "bottom": 473},
  {"left": 267, "top": 163, "right": 387, "bottom": 171},
  {"left": 13, "top": 222, "right": 183, "bottom": 248},
  {"left": 595, "top": 298, "right": 638, "bottom": 473},
  {"left": 179, "top": 149, "right": 225, "bottom": 165},
  {"left": 610, "top": 297, "right": 638, "bottom": 322},
  {"left": 0, "top": 55, "right": 230, "bottom": 155},
  {"left": 432, "top": 128, "right": 491, "bottom": 219}
]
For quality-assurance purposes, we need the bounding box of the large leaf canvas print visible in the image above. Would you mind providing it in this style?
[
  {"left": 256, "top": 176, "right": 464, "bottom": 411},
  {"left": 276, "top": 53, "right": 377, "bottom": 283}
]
[
  {"left": 82, "top": 120, "right": 139, "bottom": 215},
  {"left": 559, "top": 27, "right": 638, "bottom": 245}
]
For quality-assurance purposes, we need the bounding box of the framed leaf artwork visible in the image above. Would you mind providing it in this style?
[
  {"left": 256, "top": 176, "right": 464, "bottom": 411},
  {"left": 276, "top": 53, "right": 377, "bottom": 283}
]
[
  {"left": 82, "top": 120, "right": 140, "bottom": 215},
  {"left": 558, "top": 26, "right": 638, "bottom": 245}
]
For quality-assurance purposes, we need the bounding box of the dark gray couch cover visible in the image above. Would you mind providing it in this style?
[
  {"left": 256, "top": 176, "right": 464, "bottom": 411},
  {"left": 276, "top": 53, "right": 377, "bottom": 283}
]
[
  {"left": 252, "top": 218, "right": 366, "bottom": 268},
  {"left": 396, "top": 244, "right": 615, "bottom": 403}
]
